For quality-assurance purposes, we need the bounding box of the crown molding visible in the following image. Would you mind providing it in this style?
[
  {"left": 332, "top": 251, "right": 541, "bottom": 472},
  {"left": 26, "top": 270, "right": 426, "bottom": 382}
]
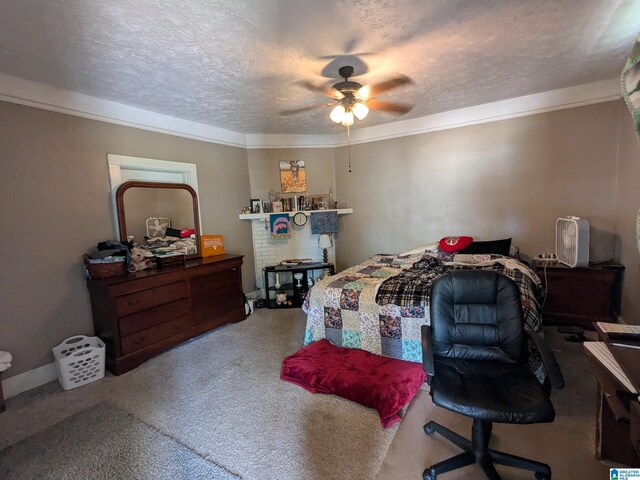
[
  {"left": 244, "top": 133, "right": 336, "bottom": 149},
  {"left": 0, "top": 72, "right": 247, "bottom": 148},
  {"left": 334, "top": 78, "right": 621, "bottom": 146},
  {"left": 0, "top": 72, "right": 621, "bottom": 149}
]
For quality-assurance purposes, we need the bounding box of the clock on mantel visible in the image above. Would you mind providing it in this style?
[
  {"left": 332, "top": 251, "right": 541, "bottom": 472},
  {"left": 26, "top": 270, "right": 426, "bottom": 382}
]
[{"left": 293, "top": 212, "right": 307, "bottom": 226}]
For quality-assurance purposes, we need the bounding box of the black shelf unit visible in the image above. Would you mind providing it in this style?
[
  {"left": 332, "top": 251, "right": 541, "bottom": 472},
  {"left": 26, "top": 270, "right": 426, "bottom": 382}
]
[{"left": 263, "top": 263, "right": 335, "bottom": 308}]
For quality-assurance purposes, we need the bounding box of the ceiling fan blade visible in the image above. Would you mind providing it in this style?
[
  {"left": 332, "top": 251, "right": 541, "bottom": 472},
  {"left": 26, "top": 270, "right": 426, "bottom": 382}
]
[
  {"left": 367, "top": 99, "right": 413, "bottom": 114},
  {"left": 278, "top": 104, "right": 329, "bottom": 116},
  {"left": 368, "top": 74, "right": 413, "bottom": 97},
  {"left": 295, "top": 80, "right": 343, "bottom": 99}
]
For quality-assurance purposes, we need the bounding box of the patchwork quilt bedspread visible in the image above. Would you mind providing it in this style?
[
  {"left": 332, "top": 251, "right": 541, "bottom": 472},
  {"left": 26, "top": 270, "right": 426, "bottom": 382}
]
[{"left": 302, "top": 252, "right": 544, "bottom": 364}]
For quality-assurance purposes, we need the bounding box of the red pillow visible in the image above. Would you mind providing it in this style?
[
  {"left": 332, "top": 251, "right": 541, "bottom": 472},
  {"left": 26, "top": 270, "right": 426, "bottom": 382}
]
[
  {"left": 281, "top": 339, "right": 426, "bottom": 427},
  {"left": 439, "top": 236, "right": 473, "bottom": 253}
]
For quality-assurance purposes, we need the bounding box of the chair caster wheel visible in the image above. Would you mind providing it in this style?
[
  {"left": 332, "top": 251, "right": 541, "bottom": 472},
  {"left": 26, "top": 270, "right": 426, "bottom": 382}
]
[
  {"left": 535, "top": 473, "right": 550, "bottom": 480},
  {"left": 423, "top": 474, "right": 436, "bottom": 480},
  {"left": 424, "top": 423, "right": 435, "bottom": 435}
]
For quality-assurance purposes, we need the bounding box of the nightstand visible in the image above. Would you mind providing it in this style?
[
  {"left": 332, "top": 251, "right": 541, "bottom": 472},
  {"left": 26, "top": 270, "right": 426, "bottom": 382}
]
[{"left": 536, "top": 263, "right": 624, "bottom": 328}]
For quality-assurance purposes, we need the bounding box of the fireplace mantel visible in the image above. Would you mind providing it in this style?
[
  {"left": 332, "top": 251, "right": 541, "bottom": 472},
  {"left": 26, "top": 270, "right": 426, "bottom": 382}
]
[{"left": 241, "top": 209, "right": 353, "bottom": 297}]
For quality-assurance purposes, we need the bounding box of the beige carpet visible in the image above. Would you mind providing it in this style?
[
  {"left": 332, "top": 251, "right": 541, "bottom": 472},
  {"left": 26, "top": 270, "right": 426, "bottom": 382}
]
[
  {"left": 0, "top": 309, "right": 614, "bottom": 479},
  {"left": 376, "top": 327, "right": 612, "bottom": 479},
  {"left": 0, "top": 402, "right": 240, "bottom": 479},
  {"left": 0, "top": 309, "right": 396, "bottom": 480}
]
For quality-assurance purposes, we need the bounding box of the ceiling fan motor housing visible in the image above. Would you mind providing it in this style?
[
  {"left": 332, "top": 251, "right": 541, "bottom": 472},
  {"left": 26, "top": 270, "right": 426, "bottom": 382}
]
[
  {"left": 334, "top": 66, "right": 363, "bottom": 96},
  {"left": 338, "top": 65, "right": 354, "bottom": 79},
  {"left": 333, "top": 80, "right": 363, "bottom": 94}
]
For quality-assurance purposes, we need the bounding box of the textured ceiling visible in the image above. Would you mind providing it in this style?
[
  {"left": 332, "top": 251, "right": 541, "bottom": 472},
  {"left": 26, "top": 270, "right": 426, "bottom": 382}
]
[{"left": 0, "top": 0, "right": 639, "bottom": 135}]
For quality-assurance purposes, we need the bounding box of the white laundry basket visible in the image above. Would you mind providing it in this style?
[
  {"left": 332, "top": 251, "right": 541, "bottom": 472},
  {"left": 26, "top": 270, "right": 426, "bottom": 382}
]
[{"left": 52, "top": 335, "right": 105, "bottom": 390}]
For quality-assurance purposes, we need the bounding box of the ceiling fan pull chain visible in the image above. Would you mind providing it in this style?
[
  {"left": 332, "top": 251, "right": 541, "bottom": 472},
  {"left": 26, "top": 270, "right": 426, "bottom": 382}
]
[{"left": 348, "top": 126, "right": 352, "bottom": 173}]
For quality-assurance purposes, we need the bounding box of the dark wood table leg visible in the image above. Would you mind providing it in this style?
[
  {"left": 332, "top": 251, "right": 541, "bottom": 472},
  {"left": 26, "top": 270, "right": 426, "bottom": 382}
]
[{"left": 0, "top": 372, "right": 5, "bottom": 412}]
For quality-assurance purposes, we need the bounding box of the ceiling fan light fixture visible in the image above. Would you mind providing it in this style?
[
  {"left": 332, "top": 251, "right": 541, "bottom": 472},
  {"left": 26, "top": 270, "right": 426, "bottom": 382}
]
[
  {"left": 341, "top": 110, "right": 354, "bottom": 126},
  {"left": 356, "top": 85, "right": 370, "bottom": 100},
  {"left": 330, "top": 104, "right": 346, "bottom": 123},
  {"left": 352, "top": 102, "right": 369, "bottom": 120},
  {"left": 283, "top": 65, "right": 414, "bottom": 127}
]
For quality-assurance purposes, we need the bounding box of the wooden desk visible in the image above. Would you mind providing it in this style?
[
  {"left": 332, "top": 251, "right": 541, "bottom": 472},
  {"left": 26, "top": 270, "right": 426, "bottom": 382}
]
[{"left": 584, "top": 323, "right": 640, "bottom": 466}]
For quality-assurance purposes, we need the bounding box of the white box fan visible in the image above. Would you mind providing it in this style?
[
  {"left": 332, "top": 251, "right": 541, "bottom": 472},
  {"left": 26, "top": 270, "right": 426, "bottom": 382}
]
[{"left": 555, "top": 216, "right": 589, "bottom": 267}]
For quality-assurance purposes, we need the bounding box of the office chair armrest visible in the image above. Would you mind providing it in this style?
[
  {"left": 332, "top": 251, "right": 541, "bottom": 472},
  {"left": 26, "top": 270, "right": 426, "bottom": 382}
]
[
  {"left": 421, "top": 325, "right": 435, "bottom": 385},
  {"left": 525, "top": 327, "right": 565, "bottom": 389}
]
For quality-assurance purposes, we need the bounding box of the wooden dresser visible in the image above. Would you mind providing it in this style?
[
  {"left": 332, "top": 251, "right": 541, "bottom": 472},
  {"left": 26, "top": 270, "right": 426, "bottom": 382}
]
[
  {"left": 537, "top": 263, "right": 624, "bottom": 328},
  {"left": 87, "top": 254, "right": 245, "bottom": 374}
]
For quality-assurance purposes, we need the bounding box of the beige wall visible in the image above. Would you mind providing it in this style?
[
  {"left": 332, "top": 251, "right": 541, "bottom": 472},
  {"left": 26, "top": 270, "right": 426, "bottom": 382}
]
[
  {"left": 247, "top": 148, "right": 336, "bottom": 202},
  {"left": 615, "top": 101, "right": 640, "bottom": 323},
  {"left": 335, "top": 100, "right": 640, "bottom": 323},
  {"left": 0, "top": 101, "right": 254, "bottom": 378},
  {"left": 335, "top": 102, "right": 621, "bottom": 268},
  {"left": 3, "top": 97, "right": 639, "bottom": 381}
]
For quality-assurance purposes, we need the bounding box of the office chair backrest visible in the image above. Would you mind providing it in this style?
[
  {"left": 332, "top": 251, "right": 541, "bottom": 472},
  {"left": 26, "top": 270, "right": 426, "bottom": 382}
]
[{"left": 430, "top": 270, "right": 525, "bottom": 364}]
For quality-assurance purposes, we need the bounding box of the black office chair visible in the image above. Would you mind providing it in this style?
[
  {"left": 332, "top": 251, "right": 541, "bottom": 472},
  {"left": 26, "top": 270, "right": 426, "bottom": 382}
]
[{"left": 421, "top": 270, "right": 564, "bottom": 480}]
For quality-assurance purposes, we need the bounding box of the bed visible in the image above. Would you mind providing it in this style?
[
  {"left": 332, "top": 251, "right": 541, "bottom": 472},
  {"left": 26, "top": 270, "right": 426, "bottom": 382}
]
[{"left": 302, "top": 250, "right": 545, "bottom": 376}]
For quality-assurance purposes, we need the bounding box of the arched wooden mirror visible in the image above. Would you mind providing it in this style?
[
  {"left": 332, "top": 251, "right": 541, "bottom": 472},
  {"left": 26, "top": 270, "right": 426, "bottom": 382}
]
[{"left": 115, "top": 181, "right": 201, "bottom": 259}]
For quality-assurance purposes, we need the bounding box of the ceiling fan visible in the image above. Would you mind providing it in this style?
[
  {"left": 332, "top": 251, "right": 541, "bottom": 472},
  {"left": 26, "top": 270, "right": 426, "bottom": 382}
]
[{"left": 280, "top": 66, "right": 414, "bottom": 126}]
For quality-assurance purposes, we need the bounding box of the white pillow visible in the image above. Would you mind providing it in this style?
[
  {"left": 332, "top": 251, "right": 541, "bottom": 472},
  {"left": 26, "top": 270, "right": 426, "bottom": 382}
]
[{"left": 399, "top": 242, "right": 439, "bottom": 256}]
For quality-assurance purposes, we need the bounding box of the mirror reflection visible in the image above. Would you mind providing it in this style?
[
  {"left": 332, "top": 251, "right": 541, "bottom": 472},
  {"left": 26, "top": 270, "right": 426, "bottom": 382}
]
[
  {"left": 123, "top": 187, "right": 194, "bottom": 240},
  {"left": 117, "top": 182, "right": 200, "bottom": 258}
]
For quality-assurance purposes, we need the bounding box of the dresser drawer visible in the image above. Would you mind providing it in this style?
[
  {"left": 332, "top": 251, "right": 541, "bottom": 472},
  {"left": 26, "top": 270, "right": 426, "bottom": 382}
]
[
  {"left": 192, "top": 284, "right": 242, "bottom": 326},
  {"left": 545, "top": 273, "right": 613, "bottom": 316},
  {"left": 540, "top": 265, "right": 624, "bottom": 327},
  {"left": 190, "top": 268, "right": 239, "bottom": 296},
  {"left": 119, "top": 299, "right": 189, "bottom": 337},
  {"left": 120, "top": 316, "right": 190, "bottom": 355},
  {"left": 115, "top": 281, "right": 188, "bottom": 316},
  {"left": 87, "top": 254, "right": 245, "bottom": 375}
]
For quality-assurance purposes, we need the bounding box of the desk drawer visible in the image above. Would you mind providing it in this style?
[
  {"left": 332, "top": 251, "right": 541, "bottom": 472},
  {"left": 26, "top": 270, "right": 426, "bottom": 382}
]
[
  {"left": 121, "top": 316, "right": 190, "bottom": 355},
  {"left": 116, "top": 281, "right": 188, "bottom": 316},
  {"left": 119, "top": 299, "right": 189, "bottom": 337}
]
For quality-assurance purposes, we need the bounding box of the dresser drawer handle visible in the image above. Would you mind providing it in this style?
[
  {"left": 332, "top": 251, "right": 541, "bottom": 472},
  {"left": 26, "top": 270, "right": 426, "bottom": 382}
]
[
  {"left": 127, "top": 299, "right": 141, "bottom": 307},
  {"left": 232, "top": 268, "right": 237, "bottom": 271}
]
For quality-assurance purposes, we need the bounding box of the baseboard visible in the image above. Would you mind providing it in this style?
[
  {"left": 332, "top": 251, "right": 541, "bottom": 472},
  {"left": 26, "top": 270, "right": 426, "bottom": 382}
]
[{"left": 2, "top": 362, "right": 57, "bottom": 399}]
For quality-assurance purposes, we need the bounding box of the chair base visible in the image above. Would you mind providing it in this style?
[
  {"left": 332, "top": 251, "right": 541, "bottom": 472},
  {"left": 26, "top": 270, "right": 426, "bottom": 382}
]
[{"left": 423, "top": 419, "right": 551, "bottom": 480}]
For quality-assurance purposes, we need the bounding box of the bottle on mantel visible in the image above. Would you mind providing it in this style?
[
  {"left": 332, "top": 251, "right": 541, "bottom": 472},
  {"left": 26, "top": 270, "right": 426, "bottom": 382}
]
[{"left": 328, "top": 187, "right": 334, "bottom": 209}]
